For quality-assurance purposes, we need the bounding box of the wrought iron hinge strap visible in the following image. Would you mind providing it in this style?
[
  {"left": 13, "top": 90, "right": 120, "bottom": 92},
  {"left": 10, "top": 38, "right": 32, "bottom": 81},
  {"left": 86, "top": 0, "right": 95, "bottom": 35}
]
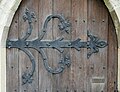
[
  {"left": 6, "top": 8, "right": 108, "bottom": 85},
  {"left": 6, "top": 39, "right": 88, "bottom": 51}
]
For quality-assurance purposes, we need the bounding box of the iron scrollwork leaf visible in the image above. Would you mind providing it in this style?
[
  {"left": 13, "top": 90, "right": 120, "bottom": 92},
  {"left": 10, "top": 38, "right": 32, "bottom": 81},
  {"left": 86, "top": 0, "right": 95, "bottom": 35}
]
[{"left": 87, "top": 31, "right": 108, "bottom": 58}]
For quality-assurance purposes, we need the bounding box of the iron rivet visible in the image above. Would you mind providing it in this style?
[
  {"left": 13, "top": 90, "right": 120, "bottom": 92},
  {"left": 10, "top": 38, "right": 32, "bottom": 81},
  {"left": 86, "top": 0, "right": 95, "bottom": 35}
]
[
  {"left": 27, "top": 31, "right": 31, "bottom": 34},
  {"left": 83, "top": 20, "right": 85, "bottom": 23},
  {"left": 87, "top": 42, "right": 89, "bottom": 46},
  {"left": 66, "top": 56, "right": 69, "bottom": 59},
  {"left": 43, "top": 29, "right": 46, "bottom": 32},
  {"left": 79, "top": 66, "right": 82, "bottom": 69},
  {"left": 75, "top": 20, "right": 77, "bottom": 22},
  {"left": 60, "top": 50, "right": 64, "bottom": 53},
  {"left": 43, "top": 58, "right": 46, "bottom": 60},
  {"left": 102, "top": 20, "right": 105, "bottom": 22},
  {"left": 46, "top": 43, "right": 50, "bottom": 46},
  {"left": 26, "top": 41, "right": 29, "bottom": 46},
  {"left": 91, "top": 66, "right": 94, "bottom": 69},
  {"left": 8, "top": 41, "right": 11, "bottom": 46},
  {"left": 67, "top": 60, "right": 70, "bottom": 63},
  {"left": 59, "top": 60, "right": 63, "bottom": 63},
  {"left": 61, "top": 66, "right": 64, "bottom": 69},
  {"left": 35, "top": 19, "right": 37, "bottom": 22},
  {"left": 8, "top": 46, "right": 11, "bottom": 49},
  {"left": 74, "top": 90, "right": 77, "bottom": 92},
  {"left": 15, "top": 21, "right": 17, "bottom": 23},
  {"left": 92, "top": 19, "right": 95, "bottom": 22},
  {"left": 103, "top": 66, "right": 106, "bottom": 69},
  {"left": 68, "top": 42, "right": 71, "bottom": 46}
]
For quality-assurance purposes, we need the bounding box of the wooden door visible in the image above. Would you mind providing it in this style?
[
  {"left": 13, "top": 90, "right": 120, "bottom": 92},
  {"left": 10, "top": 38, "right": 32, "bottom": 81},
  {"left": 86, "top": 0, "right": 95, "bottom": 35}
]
[{"left": 6, "top": 0, "right": 118, "bottom": 92}]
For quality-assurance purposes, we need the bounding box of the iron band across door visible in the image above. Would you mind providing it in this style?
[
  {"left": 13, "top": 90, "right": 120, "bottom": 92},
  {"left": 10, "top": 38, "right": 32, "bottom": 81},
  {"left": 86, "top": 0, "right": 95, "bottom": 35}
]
[{"left": 6, "top": 9, "right": 108, "bottom": 85}]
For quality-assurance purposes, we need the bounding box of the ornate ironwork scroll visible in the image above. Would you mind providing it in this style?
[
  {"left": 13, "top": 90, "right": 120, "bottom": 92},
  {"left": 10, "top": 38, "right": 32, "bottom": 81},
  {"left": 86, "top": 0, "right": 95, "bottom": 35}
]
[{"left": 6, "top": 9, "right": 108, "bottom": 85}]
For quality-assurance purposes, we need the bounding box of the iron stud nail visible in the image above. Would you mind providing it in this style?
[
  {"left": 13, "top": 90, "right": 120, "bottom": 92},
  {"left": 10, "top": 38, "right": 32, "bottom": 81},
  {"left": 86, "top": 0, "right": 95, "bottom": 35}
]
[
  {"left": 91, "top": 66, "right": 94, "bottom": 69},
  {"left": 68, "top": 42, "right": 72, "bottom": 46},
  {"left": 66, "top": 90, "right": 68, "bottom": 92},
  {"left": 43, "top": 58, "right": 47, "bottom": 60},
  {"left": 26, "top": 41, "right": 29, "bottom": 46},
  {"left": 92, "top": 19, "right": 95, "bottom": 22},
  {"left": 42, "top": 29, "right": 46, "bottom": 32},
  {"left": 75, "top": 20, "right": 77, "bottom": 22},
  {"left": 103, "top": 66, "right": 106, "bottom": 69},
  {"left": 60, "top": 50, "right": 64, "bottom": 53},
  {"left": 8, "top": 41, "right": 11, "bottom": 46},
  {"left": 46, "top": 43, "right": 50, "bottom": 46},
  {"left": 79, "top": 66, "right": 82, "bottom": 69},
  {"left": 8, "top": 46, "right": 11, "bottom": 48},
  {"left": 74, "top": 90, "right": 77, "bottom": 92},
  {"left": 102, "top": 19, "right": 105, "bottom": 22},
  {"left": 83, "top": 20, "right": 85, "bottom": 23},
  {"left": 11, "top": 66, "right": 14, "bottom": 69}
]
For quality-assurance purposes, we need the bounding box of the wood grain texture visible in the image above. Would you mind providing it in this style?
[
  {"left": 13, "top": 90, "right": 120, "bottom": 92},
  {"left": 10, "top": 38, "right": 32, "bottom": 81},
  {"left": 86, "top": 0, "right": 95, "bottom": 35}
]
[
  {"left": 6, "top": 0, "right": 118, "bottom": 92},
  {"left": 6, "top": 10, "right": 19, "bottom": 92},
  {"left": 70, "top": 0, "right": 87, "bottom": 91},
  {"left": 107, "top": 16, "right": 118, "bottom": 92},
  {"left": 38, "top": 0, "right": 53, "bottom": 92},
  {"left": 18, "top": 0, "right": 39, "bottom": 92},
  {"left": 87, "top": 0, "right": 108, "bottom": 92},
  {"left": 52, "top": 0, "right": 71, "bottom": 92}
]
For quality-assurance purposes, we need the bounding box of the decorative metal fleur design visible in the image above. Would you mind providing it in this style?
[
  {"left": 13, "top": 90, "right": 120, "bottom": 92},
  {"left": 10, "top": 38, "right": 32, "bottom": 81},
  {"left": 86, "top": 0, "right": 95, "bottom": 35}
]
[
  {"left": 87, "top": 31, "right": 108, "bottom": 58},
  {"left": 23, "top": 8, "right": 37, "bottom": 23},
  {"left": 6, "top": 8, "right": 108, "bottom": 85},
  {"left": 22, "top": 72, "right": 33, "bottom": 85},
  {"left": 58, "top": 17, "right": 71, "bottom": 33}
]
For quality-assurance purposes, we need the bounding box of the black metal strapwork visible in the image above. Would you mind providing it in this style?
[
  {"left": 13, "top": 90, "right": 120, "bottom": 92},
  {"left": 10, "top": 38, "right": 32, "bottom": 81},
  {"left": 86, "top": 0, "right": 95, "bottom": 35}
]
[{"left": 6, "top": 8, "right": 108, "bottom": 85}]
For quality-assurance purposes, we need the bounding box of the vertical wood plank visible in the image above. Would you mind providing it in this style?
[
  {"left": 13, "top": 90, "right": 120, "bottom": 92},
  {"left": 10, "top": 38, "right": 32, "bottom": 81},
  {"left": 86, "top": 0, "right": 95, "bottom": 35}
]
[
  {"left": 70, "top": 0, "right": 87, "bottom": 91},
  {"left": 6, "top": 11, "right": 19, "bottom": 92},
  {"left": 107, "top": 16, "right": 118, "bottom": 92},
  {"left": 52, "top": 0, "right": 71, "bottom": 92},
  {"left": 38, "top": 0, "right": 53, "bottom": 92},
  {"left": 87, "top": 0, "right": 108, "bottom": 91},
  {"left": 18, "top": 0, "right": 39, "bottom": 92}
]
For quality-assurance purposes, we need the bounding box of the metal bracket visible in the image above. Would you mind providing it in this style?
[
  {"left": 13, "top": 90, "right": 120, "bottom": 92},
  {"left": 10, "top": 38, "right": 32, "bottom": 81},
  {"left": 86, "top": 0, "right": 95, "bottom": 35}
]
[{"left": 6, "top": 9, "right": 108, "bottom": 85}]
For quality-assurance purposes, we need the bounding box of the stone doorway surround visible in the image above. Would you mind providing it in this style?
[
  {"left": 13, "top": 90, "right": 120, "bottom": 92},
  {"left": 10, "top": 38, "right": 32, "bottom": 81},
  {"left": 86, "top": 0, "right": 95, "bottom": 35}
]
[{"left": 0, "top": 0, "right": 120, "bottom": 91}]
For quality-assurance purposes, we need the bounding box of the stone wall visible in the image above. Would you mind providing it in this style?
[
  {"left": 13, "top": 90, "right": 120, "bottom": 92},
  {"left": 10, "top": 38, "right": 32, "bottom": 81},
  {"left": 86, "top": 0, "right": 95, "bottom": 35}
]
[{"left": 0, "top": 0, "right": 120, "bottom": 91}]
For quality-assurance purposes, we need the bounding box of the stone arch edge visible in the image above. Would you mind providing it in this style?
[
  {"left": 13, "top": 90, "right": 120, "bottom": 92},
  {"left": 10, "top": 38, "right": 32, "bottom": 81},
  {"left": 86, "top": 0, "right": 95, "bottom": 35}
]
[
  {"left": 0, "top": 0, "right": 120, "bottom": 91},
  {"left": 0, "top": 0, "right": 22, "bottom": 92}
]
